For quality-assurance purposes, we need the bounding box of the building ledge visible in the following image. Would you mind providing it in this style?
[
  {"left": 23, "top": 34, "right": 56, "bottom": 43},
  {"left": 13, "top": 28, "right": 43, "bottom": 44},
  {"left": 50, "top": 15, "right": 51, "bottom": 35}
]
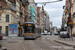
[{"left": 0, "top": 8, "right": 16, "bottom": 12}]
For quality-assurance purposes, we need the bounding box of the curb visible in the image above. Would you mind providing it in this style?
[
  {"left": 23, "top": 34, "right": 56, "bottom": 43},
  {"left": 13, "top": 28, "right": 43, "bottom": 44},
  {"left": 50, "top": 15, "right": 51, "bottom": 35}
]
[
  {"left": 3, "top": 37, "right": 24, "bottom": 40},
  {"left": 54, "top": 40, "right": 75, "bottom": 48}
]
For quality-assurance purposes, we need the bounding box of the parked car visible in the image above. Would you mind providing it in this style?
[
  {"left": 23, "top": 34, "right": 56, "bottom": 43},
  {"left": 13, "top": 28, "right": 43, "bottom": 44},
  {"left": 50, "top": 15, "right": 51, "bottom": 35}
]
[
  {"left": 59, "top": 31, "right": 70, "bottom": 38},
  {"left": 54, "top": 32, "right": 59, "bottom": 35},
  {"left": 41, "top": 33, "right": 44, "bottom": 35},
  {"left": 43, "top": 31, "right": 47, "bottom": 35},
  {"left": 48, "top": 32, "right": 52, "bottom": 35},
  {"left": 0, "top": 34, "right": 3, "bottom": 40}
]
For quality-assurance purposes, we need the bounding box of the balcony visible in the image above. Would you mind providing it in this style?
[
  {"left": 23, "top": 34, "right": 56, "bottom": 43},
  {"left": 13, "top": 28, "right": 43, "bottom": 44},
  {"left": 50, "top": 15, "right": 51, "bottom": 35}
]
[{"left": 6, "top": 2, "right": 16, "bottom": 11}]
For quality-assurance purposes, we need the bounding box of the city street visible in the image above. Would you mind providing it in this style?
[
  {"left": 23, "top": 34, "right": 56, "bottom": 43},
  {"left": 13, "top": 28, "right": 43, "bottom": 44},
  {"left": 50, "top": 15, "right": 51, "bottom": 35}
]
[
  {"left": 0, "top": 0, "right": 75, "bottom": 50},
  {"left": 0, "top": 35, "right": 74, "bottom": 50}
]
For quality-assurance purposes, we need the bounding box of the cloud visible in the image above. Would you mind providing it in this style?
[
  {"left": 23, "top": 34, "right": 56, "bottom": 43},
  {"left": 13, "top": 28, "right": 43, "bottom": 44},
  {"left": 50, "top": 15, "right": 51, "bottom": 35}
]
[
  {"left": 51, "top": 16, "right": 62, "bottom": 28},
  {"left": 35, "top": 0, "right": 49, "bottom": 2},
  {"left": 44, "top": 8, "right": 63, "bottom": 12},
  {"left": 34, "top": 0, "right": 65, "bottom": 28}
]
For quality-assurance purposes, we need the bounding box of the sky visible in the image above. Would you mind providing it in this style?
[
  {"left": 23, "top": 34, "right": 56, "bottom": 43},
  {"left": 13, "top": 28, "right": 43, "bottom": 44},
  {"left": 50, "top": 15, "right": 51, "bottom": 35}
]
[{"left": 34, "top": 0, "right": 66, "bottom": 28}]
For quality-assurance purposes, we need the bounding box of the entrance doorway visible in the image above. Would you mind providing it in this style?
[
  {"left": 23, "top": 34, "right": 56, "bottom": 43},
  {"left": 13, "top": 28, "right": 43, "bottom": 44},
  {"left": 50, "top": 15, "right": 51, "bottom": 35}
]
[
  {"left": 0, "top": 26, "right": 2, "bottom": 34},
  {"left": 6, "top": 26, "right": 8, "bottom": 36}
]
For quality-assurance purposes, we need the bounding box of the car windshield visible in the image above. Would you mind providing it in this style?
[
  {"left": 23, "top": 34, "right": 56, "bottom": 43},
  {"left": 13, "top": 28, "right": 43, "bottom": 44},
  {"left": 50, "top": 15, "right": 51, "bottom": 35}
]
[
  {"left": 25, "top": 26, "right": 34, "bottom": 33},
  {"left": 64, "top": 33, "right": 67, "bottom": 34}
]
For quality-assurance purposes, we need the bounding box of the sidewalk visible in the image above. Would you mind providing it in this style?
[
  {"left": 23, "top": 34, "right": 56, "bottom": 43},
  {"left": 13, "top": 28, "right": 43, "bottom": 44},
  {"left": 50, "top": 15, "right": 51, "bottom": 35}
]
[
  {"left": 3, "top": 36, "right": 24, "bottom": 40},
  {"left": 0, "top": 36, "right": 24, "bottom": 50},
  {"left": 53, "top": 36, "right": 75, "bottom": 48}
]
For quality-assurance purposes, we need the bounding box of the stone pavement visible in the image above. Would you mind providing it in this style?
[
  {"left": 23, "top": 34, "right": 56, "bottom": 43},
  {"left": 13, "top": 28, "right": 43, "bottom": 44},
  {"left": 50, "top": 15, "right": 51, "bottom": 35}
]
[
  {"left": 0, "top": 36, "right": 24, "bottom": 50},
  {"left": 52, "top": 35, "right": 75, "bottom": 48}
]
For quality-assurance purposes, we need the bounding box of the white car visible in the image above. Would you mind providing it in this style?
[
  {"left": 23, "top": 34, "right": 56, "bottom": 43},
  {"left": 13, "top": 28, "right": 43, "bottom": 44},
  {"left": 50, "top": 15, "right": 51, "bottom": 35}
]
[
  {"left": 48, "top": 32, "right": 52, "bottom": 35},
  {"left": 44, "top": 31, "right": 47, "bottom": 35},
  {"left": 54, "top": 32, "right": 59, "bottom": 35},
  {"left": 41, "top": 33, "right": 44, "bottom": 35}
]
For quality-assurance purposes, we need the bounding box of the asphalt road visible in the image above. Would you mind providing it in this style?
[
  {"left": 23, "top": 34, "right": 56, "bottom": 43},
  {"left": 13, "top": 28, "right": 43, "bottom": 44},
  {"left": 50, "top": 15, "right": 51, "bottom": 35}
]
[
  {"left": 23, "top": 35, "right": 74, "bottom": 50},
  {"left": 0, "top": 35, "right": 74, "bottom": 50}
]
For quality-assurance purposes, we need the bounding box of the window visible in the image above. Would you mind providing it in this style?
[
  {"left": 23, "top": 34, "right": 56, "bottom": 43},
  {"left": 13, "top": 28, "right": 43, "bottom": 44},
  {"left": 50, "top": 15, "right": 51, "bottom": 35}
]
[
  {"left": 6, "top": 26, "right": 8, "bottom": 36},
  {"left": 6, "top": 15, "right": 9, "bottom": 22}
]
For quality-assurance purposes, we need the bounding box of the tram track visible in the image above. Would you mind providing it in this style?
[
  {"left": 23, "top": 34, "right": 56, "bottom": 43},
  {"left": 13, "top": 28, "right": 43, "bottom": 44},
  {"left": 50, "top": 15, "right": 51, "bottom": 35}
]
[
  {"left": 39, "top": 37, "right": 62, "bottom": 50},
  {"left": 23, "top": 40, "right": 26, "bottom": 50},
  {"left": 32, "top": 40, "right": 42, "bottom": 50},
  {"left": 22, "top": 36, "right": 74, "bottom": 50},
  {"left": 39, "top": 37, "right": 74, "bottom": 50},
  {"left": 33, "top": 38, "right": 52, "bottom": 50},
  {"left": 36, "top": 37, "right": 57, "bottom": 50},
  {"left": 23, "top": 40, "right": 43, "bottom": 50}
]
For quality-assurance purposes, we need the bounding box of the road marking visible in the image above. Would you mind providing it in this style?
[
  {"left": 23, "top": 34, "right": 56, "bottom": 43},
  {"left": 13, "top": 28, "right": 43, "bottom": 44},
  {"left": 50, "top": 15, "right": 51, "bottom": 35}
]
[
  {"left": 50, "top": 46, "right": 74, "bottom": 50},
  {"left": 33, "top": 41, "right": 42, "bottom": 50},
  {"left": 23, "top": 40, "right": 26, "bottom": 50},
  {"left": 63, "top": 46, "right": 74, "bottom": 49},
  {"left": 50, "top": 46, "right": 62, "bottom": 49}
]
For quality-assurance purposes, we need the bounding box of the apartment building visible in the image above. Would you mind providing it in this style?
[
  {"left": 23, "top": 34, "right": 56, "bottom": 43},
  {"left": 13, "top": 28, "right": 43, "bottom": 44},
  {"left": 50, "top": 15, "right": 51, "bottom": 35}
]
[
  {"left": 28, "top": 0, "right": 37, "bottom": 25},
  {"left": 0, "top": 0, "right": 16, "bottom": 36},
  {"left": 37, "top": 7, "right": 41, "bottom": 26},
  {"left": 71, "top": 0, "right": 75, "bottom": 34}
]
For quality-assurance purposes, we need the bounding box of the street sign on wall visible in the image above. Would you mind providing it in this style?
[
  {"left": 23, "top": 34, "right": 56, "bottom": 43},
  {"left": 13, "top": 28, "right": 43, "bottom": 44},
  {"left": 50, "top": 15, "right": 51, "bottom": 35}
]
[{"left": 8, "top": 24, "right": 18, "bottom": 36}]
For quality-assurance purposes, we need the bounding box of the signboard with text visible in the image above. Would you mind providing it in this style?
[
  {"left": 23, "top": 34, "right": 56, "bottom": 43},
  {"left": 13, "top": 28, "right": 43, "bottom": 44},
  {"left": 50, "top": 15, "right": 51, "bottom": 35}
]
[{"left": 8, "top": 24, "right": 17, "bottom": 36}]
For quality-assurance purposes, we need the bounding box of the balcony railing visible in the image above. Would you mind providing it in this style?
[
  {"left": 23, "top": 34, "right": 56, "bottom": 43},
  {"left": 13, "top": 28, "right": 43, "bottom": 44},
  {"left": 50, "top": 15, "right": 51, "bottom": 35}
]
[{"left": 6, "top": 1, "right": 16, "bottom": 11}]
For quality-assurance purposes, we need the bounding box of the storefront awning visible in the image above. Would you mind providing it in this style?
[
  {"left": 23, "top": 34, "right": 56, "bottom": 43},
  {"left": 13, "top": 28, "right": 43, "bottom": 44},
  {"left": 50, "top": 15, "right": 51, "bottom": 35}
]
[{"left": 69, "top": 22, "right": 75, "bottom": 25}]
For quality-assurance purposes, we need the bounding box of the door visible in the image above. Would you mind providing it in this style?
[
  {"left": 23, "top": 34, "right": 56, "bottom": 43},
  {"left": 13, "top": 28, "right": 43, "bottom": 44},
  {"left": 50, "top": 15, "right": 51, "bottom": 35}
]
[
  {"left": 0, "top": 26, "right": 2, "bottom": 34},
  {"left": 6, "top": 26, "right": 8, "bottom": 36}
]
